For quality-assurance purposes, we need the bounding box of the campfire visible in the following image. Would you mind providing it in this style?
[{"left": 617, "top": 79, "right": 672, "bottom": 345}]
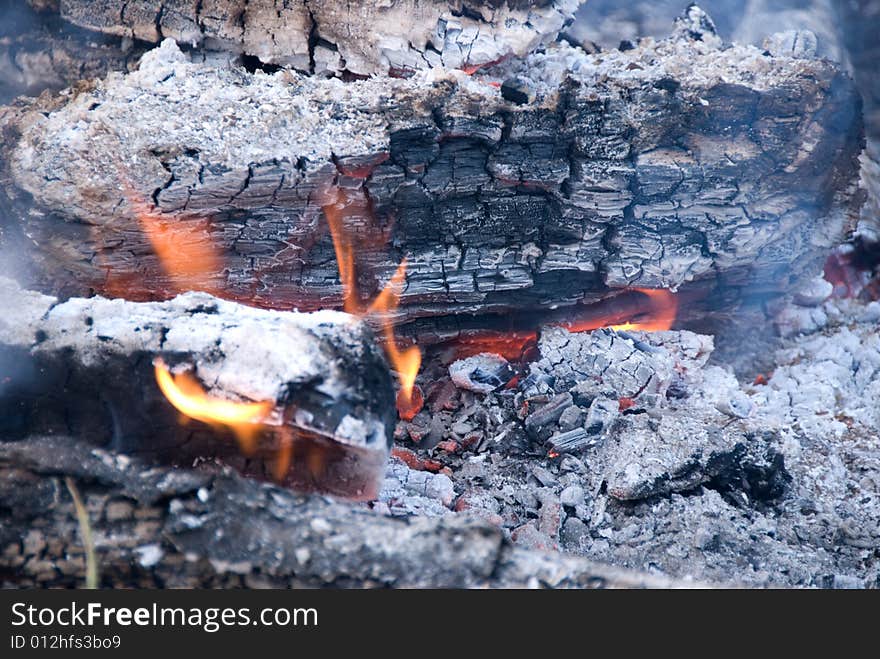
[{"left": 1, "top": 0, "right": 879, "bottom": 589}]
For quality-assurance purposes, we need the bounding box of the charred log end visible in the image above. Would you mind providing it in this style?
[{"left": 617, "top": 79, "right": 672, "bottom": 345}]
[{"left": 0, "top": 281, "right": 396, "bottom": 500}]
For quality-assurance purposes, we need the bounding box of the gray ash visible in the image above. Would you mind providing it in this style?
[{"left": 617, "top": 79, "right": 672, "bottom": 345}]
[{"left": 378, "top": 301, "right": 880, "bottom": 588}]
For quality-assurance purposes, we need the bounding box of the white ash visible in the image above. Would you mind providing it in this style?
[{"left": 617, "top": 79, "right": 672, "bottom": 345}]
[
  {"left": 532, "top": 326, "right": 714, "bottom": 403},
  {"left": 792, "top": 276, "right": 834, "bottom": 307},
  {"left": 335, "top": 416, "right": 387, "bottom": 449},
  {"left": 776, "top": 295, "right": 880, "bottom": 337},
  {"left": 480, "top": 23, "right": 830, "bottom": 100},
  {"left": 0, "top": 280, "right": 357, "bottom": 404},
  {"left": 763, "top": 30, "right": 819, "bottom": 59},
  {"left": 0, "top": 277, "right": 56, "bottom": 345},
  {"left": 387, "top": 297, "right": 880, "bottom": 587},
  {"left": 134, "top": 543, "right": 164, "bottom": 568},
  {"left": 377, "top": 457, "right": 455, "bottom": 517}
]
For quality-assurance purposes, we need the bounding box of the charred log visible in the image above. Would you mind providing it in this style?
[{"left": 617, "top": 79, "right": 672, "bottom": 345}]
[
  {"left": 43, "top": 0, "right": 581, "bottom": 76},
  {"left": 0, "top": 27, "right": 864, "bottom": 340},
  {"left": 0, "top": 2, "right": 150, "bottom": 105},
  {"left": 0, "top": 434, "right": 706, "bottom": 588},
  {"left": 0, "top": 277, "right": 395, "bottom": 499}
]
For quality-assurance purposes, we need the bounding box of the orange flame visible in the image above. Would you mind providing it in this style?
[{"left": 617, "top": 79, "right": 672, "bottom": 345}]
[
  {"left": 112, "top": 171, "right": 222, "bottom": 297},
  {"left": 153, "top": 360, "right": 272, "bottom": 454},
  {"left": 321, "top": 183, "right": 423, "bottom": 418},
  {"left": 136, "top": 208, "right": 221, "bottom": 296},
  {"left": 450, "top": 331, "right": 539, "bottom": 361},
  {"left": 609, "top": 288, "right": 678, "bottom": 332},
  {"left": 321, "top": 187, "right": 360, "bottom": 314},
  {"left": 448, "top": 289, "right": 678, "bottom": 361},
  {"left": 566, "top": 288, "right": 678, "bottom": 333},
  {"left": 368, "top": 260, "right": 423, "bottom": 416}
]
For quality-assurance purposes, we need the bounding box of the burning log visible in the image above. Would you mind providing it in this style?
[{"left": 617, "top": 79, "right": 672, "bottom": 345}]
[
  {"left": 44, "top": 0, "right": 582, "bottom": 76},
  {"left": 571, "top": 0, "right": 880, "bottom": 245},
  {"left": 0, "top": 277, "right": 395, "bottom": 500},
  {"left": 0, "top": 17, "right": 864, "bottom": 340},
  {"left": 0, "top": 434, "right": 708, "bottom": 588}
]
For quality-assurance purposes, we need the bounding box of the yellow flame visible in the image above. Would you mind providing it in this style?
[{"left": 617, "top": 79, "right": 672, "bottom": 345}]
[
  {"left": 565, "top": 288, "right": 679, "bottom": 333},
  {"left": 368, "top": 259, "right": 422, "bottom": 405},
  {"left": 153, "top": 360, "right": 272, "bottom": 454}
]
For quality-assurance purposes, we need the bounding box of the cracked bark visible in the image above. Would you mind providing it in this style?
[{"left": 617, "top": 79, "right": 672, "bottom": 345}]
[
  {"left": 0, "top": 30, "right": 864, "bottom": 341},
  {"left": 45, "top": 0, "right": 580, "bottom": 76}
]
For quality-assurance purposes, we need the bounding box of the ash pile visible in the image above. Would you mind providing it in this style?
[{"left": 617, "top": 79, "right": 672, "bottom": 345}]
[{"left": 382, "top": 282, "right": 880, "bottom": 588}]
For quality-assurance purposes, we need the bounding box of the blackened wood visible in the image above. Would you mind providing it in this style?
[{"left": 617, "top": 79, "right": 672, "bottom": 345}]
[
  {"left": 0, "top": 26, "right": 864, "bottom": 338},
  {"left": 0, "top": 2, "right": 148, "bottom": 105},
  {"left": 0, "top": 434, "right": 709, "bottom": 588},
  {"left": 0, "top": 277, "right": 395, "bottom": 499}
]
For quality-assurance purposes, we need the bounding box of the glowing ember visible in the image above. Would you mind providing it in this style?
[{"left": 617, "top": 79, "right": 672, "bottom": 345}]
[
  {"left": 448, "top": 289, "right": 679, "bottom": 361},
  {"left": 153, "top": 360, "right": 272, "bottom": 454},
  {"left": 565, "top": 288, "right": 679, "bottom": 333},
  {"left": 450, "top": 331, "right": 538, "bottom": 361},
  {"left": 609, "top": 288, "right": 678, "bottom": 331}
]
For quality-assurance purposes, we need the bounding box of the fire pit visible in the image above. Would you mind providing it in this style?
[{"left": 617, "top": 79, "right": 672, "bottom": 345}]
[{"left": 1, "top": 0, "right": 878, "bottom": 589}]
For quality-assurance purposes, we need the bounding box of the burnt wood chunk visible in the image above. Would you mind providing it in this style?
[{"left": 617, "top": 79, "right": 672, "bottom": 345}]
[
  {"left": 0, "top": 23, "right": 864, "bottom": 338},
  {"left": 46, "top": 0, "right": 581, "bottom": 76},
  {"left": 0, "top": 277, "right": 395, "bottom": 499},
  {"left": 0, "top": 434, "right": 706, "bottom": 588}
]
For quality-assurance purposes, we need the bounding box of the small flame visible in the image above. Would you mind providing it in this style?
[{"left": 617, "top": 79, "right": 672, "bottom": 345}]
[
  {"left": 609, "top": 288, "right": 678, "bottom": 332},
  {"left": 448, "top": 289, "right": 679, "bottom": 361},
  {"left": 153, "top": 360, "right": 272, "bottom": 454},
  {"left": 136, "top": 208, "right": 221, "bottom": 296},
  {"left": 272, "top": 428, "right": 294, "bottom": 482},
  {"left": 321, "top": 183, "right": 423, "bottom": 418},
  {"left": 368, "top": 259, "right": 423, "bottom": 415},
  {"left": 321, "top": 186, "right": 360, "bottom": 314},
  {"left": 113, "top": 171, "right": 222, "bottom": 297}
]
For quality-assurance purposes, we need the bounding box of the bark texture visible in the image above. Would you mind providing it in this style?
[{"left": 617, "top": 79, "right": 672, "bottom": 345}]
[
  {"left": 568, "top": 0, "right": 879, "bottom": 245},
  {"left": 48, "top": 0, "right": 581, "bottom": 76},
  {"left": 0, "top": 27, "right": 864, "bottom": 338}
]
